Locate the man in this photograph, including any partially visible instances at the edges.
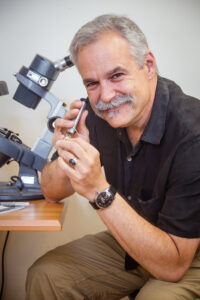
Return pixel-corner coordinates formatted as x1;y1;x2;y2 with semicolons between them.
26;14;200;300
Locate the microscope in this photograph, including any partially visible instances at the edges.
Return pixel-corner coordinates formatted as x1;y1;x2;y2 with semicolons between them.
0;54;74;201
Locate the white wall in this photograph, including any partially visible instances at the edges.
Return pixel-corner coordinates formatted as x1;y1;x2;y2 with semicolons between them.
0;0;199;299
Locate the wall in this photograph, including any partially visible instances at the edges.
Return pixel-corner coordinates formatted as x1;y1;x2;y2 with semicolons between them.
0;0;200;299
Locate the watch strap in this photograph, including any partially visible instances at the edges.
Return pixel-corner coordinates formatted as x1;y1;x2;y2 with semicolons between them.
108;185;117;195
89;201;100;210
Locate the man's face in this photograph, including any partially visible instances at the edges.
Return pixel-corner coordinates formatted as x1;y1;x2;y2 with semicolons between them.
77;31;156;129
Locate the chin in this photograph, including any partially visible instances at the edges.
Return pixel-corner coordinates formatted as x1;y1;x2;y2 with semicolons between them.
105;114;130;128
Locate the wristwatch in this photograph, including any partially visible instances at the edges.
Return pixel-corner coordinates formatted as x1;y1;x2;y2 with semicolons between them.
89;185;116;210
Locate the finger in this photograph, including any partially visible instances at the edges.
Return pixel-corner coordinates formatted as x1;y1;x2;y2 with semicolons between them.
54;111;78;140
57;138;87;161
69;99;83;110
57;146;78;165
65;100;83;122
57;140;95;177
68;137;98;157
57;147;96;192
57;153;87;181
58;139;100;177
55;116;74;128
57;156;77;178
64;108;80;122
52;134;64;147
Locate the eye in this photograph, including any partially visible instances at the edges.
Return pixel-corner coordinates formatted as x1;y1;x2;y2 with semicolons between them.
86;81;98;88
111;73;124;79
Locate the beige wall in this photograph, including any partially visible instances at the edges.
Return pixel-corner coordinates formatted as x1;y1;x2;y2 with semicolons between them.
0;0;200;299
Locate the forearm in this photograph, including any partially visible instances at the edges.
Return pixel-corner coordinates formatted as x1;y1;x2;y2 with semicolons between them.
98;193;187;282
41;159;74;202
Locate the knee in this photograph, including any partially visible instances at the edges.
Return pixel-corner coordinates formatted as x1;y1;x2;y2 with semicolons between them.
26;255;85;300
26;256;64;300
135;282;180;300
136;290;171;300
26;258;52;288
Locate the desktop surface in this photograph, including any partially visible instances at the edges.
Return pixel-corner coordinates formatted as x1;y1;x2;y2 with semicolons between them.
0;200;65;231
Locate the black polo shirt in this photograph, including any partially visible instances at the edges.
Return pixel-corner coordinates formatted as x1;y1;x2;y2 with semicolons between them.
86;76;200;268
52;76;200;269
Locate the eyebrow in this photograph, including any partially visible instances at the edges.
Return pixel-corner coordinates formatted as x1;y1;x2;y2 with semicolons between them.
106;66;127;76
83;66;127;85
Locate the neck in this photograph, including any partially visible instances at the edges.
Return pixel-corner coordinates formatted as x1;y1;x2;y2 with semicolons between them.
126;127;143;148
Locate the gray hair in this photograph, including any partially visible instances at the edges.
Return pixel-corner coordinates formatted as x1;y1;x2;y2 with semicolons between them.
69;14;149;69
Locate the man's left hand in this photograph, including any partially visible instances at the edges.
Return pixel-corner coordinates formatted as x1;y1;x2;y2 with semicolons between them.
55;137;108;201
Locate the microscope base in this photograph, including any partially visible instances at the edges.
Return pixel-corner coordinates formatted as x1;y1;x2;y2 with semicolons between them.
0;182;44;201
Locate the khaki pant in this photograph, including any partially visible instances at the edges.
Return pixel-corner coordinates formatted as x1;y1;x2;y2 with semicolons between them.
26;231;200;300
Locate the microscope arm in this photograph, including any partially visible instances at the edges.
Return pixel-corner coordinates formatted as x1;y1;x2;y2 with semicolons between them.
15;71;67;159
0;135;46;172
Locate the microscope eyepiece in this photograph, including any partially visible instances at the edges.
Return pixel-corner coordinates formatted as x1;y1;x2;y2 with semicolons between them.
54;56;74;71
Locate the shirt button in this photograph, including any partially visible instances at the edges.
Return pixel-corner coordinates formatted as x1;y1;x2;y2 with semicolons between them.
127;157;132;162
127;195;132;201
118;131;122;136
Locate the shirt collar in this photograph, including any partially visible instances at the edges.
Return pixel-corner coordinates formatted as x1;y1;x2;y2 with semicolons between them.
113;76;170;147
141;76;169;145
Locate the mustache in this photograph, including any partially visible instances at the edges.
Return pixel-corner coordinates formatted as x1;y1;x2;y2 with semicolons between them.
95;94;134;112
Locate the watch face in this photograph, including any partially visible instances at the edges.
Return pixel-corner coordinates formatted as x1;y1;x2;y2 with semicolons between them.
96;190;113;208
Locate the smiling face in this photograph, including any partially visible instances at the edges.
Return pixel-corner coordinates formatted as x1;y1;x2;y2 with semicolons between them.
77;31;157;130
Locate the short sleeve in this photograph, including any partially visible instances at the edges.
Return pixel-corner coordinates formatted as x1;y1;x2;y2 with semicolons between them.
158;136;200;238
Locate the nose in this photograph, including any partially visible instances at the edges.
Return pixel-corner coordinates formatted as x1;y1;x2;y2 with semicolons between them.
99;81;115;103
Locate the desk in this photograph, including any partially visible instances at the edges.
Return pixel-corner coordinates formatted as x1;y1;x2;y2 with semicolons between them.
0;200;65;231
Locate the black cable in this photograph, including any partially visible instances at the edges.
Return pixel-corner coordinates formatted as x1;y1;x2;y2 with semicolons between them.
10;176;24;191
0;231;10;300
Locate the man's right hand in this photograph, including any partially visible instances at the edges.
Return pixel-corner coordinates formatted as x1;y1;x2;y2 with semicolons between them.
52;99;89;147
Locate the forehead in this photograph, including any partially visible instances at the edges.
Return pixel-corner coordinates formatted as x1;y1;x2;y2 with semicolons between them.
77;31;134;73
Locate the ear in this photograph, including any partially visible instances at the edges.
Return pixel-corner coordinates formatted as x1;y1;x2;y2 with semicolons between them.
144;51;157;79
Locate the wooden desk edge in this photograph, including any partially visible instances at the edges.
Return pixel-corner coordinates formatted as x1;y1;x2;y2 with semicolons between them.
0;199;67;231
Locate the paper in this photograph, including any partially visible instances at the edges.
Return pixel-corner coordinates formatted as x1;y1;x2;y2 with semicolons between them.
0;205;25;215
